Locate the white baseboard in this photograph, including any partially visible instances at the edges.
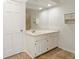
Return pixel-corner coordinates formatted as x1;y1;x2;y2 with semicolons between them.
59;47;75;54
4;49;34;59
22;49;34;58
4;50;24;58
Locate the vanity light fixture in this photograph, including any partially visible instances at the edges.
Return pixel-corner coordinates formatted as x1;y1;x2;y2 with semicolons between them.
48;4;52;6
39;7;42;10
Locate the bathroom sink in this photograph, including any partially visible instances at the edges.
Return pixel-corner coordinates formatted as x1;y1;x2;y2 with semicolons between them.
31;30;36;33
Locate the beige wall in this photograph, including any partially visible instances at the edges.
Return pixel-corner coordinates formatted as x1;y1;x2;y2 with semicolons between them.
59;0;75;53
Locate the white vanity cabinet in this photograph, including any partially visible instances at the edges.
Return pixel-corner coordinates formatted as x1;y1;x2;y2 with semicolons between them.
25;31;58;58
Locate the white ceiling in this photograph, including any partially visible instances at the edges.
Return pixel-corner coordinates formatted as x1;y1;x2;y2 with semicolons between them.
9;0;28;3
26;0;60;10
10;0;60;10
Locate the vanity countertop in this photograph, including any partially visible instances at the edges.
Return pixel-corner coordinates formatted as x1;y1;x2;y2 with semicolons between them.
25;30;59;36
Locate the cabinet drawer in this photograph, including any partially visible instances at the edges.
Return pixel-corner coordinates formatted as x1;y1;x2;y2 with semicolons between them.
35;34;47;41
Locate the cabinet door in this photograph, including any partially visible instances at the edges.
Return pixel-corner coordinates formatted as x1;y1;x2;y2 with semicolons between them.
47;33;58;50
35;39;47;56
48;38;57;50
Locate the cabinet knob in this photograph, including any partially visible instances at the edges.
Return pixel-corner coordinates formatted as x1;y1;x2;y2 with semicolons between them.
35;40;38;42
47;40;48;42
47;48;48;50
35;43;37;45
35;53;36;56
